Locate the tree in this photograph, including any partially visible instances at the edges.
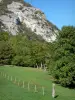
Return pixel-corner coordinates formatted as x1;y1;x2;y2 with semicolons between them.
0;32;14;65
0;32;10;41
51;26;75;87
0;41;14;65
30;41;51;68
9;34;51;68
10;35;32;66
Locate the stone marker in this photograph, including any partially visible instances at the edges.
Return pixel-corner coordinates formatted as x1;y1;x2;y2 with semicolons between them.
52;83;55;98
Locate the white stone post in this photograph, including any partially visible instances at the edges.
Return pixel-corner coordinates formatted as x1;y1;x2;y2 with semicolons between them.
41;62;43;69
11;76;12;81
52;83;55;98
42;87;45;96
28;82;30;91
34;85;37;92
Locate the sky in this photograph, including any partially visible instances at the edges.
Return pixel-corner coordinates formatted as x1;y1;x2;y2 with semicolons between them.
24;0;75;29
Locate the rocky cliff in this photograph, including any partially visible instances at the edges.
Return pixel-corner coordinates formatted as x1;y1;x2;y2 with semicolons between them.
0;0;58;42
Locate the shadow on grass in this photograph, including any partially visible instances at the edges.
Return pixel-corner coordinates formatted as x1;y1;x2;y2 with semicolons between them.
55;95;59;98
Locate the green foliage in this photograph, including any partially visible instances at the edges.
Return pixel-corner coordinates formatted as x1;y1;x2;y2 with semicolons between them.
0;32;14;65
0;32;10;41
0;0;31;15
0;41;13;65
1;26;75;88
46;20;59;31
9;34;51;67
50;26;75;87
35;11;44;15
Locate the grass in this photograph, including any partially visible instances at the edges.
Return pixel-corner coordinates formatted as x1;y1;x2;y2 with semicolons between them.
0;65;75;100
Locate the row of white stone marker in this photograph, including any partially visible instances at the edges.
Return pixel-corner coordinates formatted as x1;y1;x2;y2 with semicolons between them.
0;72;56;98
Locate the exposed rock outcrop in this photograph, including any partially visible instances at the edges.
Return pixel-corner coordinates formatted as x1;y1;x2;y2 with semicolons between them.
0;0;58;42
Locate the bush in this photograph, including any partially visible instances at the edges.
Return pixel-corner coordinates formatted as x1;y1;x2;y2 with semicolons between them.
51;26;75;87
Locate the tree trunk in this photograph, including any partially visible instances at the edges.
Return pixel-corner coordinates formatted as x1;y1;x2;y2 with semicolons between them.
41;62;43;69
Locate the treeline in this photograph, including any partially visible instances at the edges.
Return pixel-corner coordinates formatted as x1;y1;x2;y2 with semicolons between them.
0;26;75;87
0;32;51;68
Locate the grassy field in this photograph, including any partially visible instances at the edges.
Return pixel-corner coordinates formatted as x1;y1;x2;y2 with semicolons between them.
0;65;75;100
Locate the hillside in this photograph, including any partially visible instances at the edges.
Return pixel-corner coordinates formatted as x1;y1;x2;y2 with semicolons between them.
0;0;58;42
0;66;75;100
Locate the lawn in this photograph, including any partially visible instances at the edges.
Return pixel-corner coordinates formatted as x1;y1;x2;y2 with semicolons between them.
0;65;75;100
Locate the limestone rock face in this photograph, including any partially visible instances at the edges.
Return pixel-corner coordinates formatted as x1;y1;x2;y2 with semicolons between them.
0;0;2;2
0;0;58;42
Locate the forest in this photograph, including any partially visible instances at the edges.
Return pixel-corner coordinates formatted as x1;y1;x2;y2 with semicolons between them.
0;26;75;87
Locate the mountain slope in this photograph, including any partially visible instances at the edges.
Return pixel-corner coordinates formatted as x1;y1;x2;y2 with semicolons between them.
0;0;58;42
